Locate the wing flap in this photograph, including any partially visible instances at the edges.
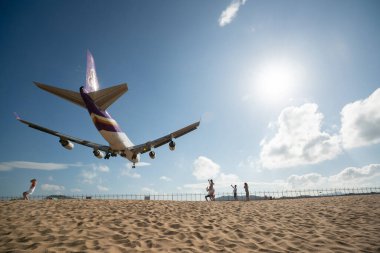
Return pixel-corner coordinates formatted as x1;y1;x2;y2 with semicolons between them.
130;121;200;154
17;117;110;152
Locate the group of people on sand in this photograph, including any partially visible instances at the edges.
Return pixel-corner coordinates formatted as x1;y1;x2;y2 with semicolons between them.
205;179;250;201
23;178;251;202
231;183;250;201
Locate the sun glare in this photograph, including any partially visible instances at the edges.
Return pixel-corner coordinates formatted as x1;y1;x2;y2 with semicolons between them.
253;59;302;104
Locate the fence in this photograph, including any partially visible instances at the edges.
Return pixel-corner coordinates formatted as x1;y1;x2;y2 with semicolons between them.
1;187;379;201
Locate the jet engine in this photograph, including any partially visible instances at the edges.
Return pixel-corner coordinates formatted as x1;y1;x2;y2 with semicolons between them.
59;139;74;150
149;150;156;159
93;149;105;159
169;140;175;151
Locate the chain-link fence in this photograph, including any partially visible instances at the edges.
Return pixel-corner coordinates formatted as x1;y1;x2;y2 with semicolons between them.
1;187;379;201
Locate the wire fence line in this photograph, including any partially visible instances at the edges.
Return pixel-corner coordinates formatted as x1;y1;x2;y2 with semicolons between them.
1;187;379;201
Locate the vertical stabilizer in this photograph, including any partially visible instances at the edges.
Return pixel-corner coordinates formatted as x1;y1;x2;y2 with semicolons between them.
86;50;99;92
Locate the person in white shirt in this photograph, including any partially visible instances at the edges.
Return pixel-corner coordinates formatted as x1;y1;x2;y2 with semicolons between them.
23;179;37;200
205;179;215;201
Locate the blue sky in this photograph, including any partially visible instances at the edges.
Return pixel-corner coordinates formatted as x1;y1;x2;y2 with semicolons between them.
1;0;380;196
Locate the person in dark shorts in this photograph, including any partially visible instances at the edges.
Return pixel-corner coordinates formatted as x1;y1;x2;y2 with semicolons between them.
244;182;249;201
231;184;237;200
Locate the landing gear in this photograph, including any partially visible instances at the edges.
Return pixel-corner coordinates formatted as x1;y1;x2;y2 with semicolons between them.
103;152;116;159
131;154;138;168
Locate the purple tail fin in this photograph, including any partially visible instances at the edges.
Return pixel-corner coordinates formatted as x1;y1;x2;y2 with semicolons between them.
86;50;99;92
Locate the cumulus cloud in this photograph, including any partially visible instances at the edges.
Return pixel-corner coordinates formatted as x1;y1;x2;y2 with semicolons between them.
0;161;70;171
187;156;241;192
286;164;380;189
79;163;112;184
257;89;380;170
95;164;110;172
218;172;240;184
192;156;220;180
218;0;246;27
329;164;380;183
80;170;98;184
41;184;65;192
287;173;326;189
340;88;380;149
260;103;342;169
121;166;141;178
142;187;158;194
127;162;150;169
97;185;109;192
187;164;379;192
160;176;172;181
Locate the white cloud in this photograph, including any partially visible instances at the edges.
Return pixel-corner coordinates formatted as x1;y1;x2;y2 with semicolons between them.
218;173;240;185
183;182;209;193
78;163;111;184
0;161;70;171
329;164;380;183
286;164;380;189
160;176;172;181
80;170;98;184
287;173;326;189
192;156;220;180
218;0;247;27
95;164;109;172
340;88;380;149
97;185;109;192
260;103;342;169
127;162;150;169
142;187;158;194
121;166;141;178
41;184;65;192
70;188;82;193
185;163;380;192
238;156;261;171
188;156;241;192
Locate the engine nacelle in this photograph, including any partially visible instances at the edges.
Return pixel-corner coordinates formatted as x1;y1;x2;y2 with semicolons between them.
149;150;156;159
93;150;105;159
169;140;176;151
59;139;74;150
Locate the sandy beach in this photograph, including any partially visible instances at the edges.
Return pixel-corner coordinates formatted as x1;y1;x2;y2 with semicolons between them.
0;195;379;252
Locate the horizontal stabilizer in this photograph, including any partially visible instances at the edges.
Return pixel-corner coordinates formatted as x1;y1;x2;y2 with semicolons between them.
88;83;128;111
34;82;86;108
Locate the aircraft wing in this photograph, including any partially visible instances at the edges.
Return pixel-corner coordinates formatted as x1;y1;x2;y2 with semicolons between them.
16;116;111;153
129;121;200;154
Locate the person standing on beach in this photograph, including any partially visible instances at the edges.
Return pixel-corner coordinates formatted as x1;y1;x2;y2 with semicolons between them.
244;182;249;201
231;184;238;200
23;179;37;200
205;179;215;201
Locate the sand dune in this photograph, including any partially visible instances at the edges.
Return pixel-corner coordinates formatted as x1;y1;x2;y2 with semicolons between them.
0;195;379;252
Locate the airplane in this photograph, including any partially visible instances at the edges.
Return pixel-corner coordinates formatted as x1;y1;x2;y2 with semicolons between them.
16;51;200;168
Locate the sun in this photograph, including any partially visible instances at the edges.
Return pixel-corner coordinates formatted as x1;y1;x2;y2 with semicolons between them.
253;59;302;104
